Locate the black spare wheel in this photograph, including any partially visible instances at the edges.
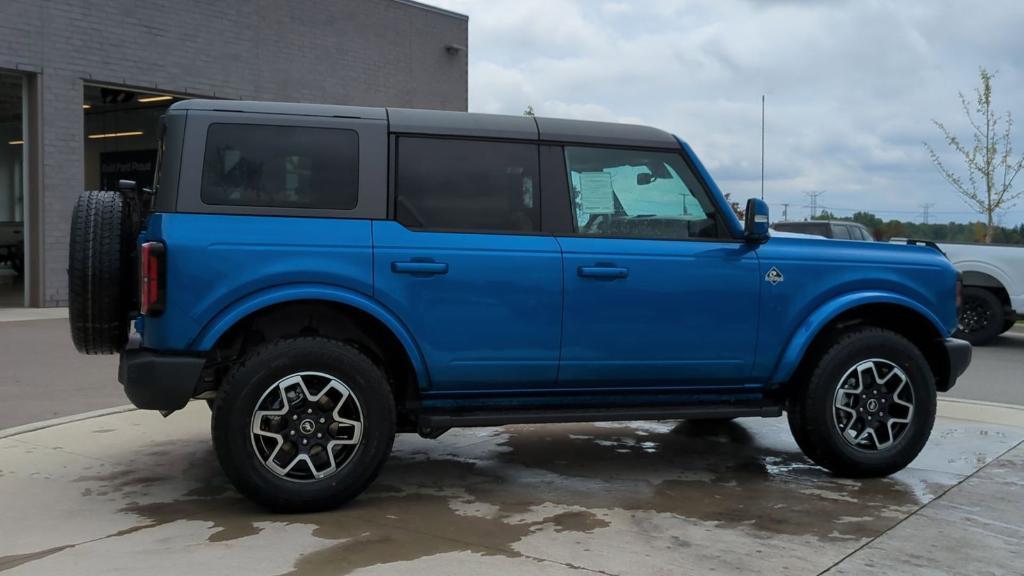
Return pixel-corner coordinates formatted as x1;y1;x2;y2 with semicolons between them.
68;191;137;354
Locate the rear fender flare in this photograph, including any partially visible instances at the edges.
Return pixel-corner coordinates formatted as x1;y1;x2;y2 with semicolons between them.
770;291;946;384
190;283;430;389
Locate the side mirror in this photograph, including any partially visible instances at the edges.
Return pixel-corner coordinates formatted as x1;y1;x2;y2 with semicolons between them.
744;198;770;242
636;172;654;186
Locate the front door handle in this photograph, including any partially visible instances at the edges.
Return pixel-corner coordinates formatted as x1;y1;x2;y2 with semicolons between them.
578;266;629;279
391;261;449;275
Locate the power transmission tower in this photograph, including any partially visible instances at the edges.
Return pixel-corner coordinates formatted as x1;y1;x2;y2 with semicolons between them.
803;191;825;219
781;203;790;221
920;203;935;224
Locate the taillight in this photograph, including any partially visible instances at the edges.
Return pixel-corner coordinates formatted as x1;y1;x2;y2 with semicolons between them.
140;241;165;315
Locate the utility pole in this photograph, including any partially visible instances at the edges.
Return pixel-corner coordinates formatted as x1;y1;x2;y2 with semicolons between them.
920;203;935;224
781;203;790;221
803;191;825;219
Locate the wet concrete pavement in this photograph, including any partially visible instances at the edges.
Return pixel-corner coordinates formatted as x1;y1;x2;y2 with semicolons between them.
1;402;1022;575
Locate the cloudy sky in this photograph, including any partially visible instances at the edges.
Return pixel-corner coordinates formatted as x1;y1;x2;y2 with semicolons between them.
430;0;1024;227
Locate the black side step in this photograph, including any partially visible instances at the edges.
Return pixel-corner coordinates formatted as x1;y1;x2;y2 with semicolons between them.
418;403;782;436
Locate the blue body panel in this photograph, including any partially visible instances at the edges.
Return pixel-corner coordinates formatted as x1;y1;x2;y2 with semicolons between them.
141;213;375;352
372;221;562;392
557;236;759;387
139;140;960;407
752;237;958;384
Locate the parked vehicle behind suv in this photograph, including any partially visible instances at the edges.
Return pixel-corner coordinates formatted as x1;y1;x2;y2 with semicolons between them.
772;220;875;241
68;100;971;512
941;242;1023;345
888;240;1022;346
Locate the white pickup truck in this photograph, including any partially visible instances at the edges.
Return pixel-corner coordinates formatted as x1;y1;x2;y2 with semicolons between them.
937;242;1023;345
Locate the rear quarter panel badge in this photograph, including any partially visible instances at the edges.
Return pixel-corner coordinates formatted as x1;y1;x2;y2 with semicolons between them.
765;266;784;286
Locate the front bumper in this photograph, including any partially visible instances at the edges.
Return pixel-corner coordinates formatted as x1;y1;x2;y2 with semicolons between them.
937;337;972;392
118;335;205;411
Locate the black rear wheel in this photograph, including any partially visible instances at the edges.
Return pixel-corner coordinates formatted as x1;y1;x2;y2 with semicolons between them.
68;191;137;354
787;327;936;478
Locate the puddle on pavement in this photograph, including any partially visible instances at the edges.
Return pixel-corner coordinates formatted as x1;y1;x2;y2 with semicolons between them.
48;418;981;575
489;420;952;540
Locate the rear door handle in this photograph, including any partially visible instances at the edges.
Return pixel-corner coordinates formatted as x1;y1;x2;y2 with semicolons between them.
577;266;629;279
391;261;449;275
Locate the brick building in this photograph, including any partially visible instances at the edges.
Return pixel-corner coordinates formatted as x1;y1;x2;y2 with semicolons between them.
0;0;468;307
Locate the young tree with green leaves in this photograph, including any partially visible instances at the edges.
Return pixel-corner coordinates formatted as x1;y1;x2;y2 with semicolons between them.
924;67;1024;243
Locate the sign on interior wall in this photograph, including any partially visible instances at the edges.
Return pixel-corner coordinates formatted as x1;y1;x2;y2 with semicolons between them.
99;149;157;190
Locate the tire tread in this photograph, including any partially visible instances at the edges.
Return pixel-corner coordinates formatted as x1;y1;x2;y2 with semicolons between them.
787;326;936;478
212;336;395;513
68;191;133;354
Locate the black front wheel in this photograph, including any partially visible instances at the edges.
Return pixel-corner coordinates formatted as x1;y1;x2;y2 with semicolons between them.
955;287;1005;346
212;337;395;513
998;318;1017;336
787;327;936;478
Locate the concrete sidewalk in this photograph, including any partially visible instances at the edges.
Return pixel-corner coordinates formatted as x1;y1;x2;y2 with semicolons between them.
0;400;1021;575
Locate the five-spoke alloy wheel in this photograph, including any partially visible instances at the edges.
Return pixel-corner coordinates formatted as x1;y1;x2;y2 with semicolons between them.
212;337;395;513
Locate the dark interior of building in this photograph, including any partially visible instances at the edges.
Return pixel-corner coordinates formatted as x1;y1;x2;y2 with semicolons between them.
0;72;24;307
0;81;179;308
82;85;177;194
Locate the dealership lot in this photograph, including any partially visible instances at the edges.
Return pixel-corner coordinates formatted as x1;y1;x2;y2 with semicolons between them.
0;316;1022;574
1;401;1022;575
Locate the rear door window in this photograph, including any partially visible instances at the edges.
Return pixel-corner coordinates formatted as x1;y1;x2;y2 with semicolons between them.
395;137;540;233
201;124;358;209
832;224;851;239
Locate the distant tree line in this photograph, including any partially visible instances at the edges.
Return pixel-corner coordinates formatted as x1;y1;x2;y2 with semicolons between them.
809;211;1024;244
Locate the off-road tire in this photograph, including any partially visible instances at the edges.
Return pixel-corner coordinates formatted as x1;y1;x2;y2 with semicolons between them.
212;337;396;513
998;318;1016;336
955;287;1005;346
68;191;135;354
787;327;936;478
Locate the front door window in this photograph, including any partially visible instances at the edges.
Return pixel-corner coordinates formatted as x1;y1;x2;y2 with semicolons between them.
565;146;723;240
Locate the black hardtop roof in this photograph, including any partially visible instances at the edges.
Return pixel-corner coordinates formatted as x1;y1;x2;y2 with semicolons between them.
170;99;679;149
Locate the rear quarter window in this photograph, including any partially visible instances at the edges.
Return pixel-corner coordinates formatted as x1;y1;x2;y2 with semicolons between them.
201;124;358;209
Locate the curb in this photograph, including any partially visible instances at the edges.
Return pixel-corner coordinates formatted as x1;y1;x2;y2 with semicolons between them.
0;307;70;323
937;397;1024;428
0;405;137;440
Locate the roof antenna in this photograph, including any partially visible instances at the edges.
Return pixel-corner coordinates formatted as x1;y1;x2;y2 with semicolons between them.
760;94;765;201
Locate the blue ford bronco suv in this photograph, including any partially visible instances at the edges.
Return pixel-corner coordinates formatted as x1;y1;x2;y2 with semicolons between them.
68;100;971;512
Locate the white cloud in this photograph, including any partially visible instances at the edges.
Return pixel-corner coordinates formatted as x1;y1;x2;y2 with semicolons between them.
431;0;1024;225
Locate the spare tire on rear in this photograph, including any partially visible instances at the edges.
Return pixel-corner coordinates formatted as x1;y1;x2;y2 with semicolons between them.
68;191;137;354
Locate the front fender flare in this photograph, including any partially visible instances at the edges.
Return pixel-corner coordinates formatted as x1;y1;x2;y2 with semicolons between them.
955;260;1014;292
190;283;430;389
770;291;946;384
